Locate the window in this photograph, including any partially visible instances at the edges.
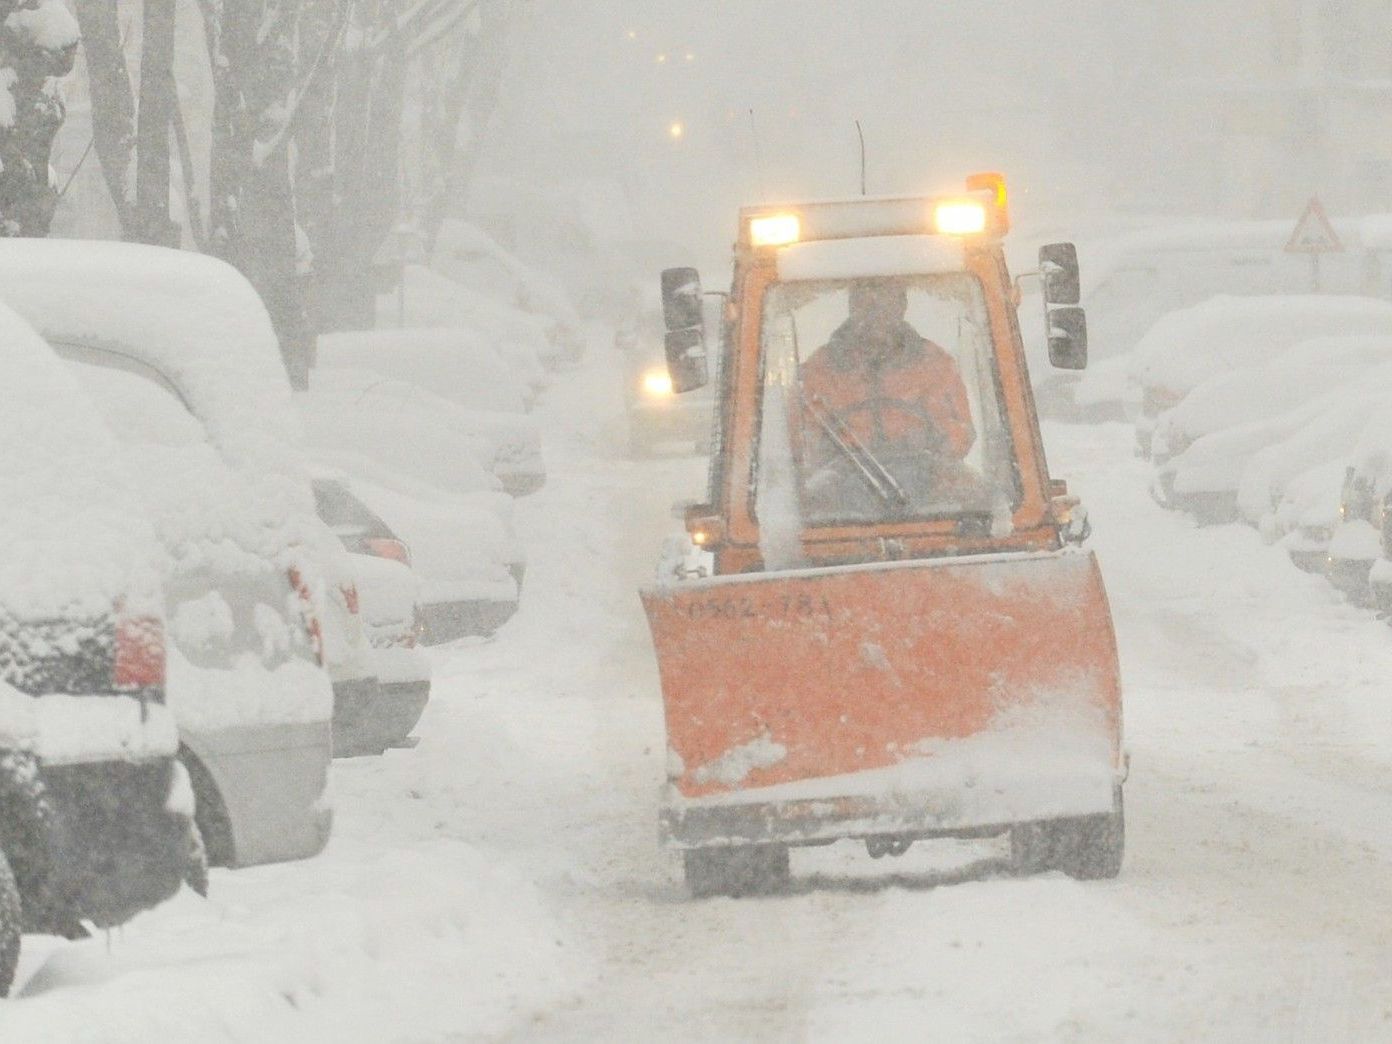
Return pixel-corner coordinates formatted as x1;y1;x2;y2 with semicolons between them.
753;274;1019;534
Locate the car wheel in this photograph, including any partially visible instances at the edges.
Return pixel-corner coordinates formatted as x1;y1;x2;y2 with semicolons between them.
184;821;209;898
683;844;790;898
1010;786;1124;880
0;848;21;997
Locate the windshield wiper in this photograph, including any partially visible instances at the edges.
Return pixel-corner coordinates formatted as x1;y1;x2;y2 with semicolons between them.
805;394;910;511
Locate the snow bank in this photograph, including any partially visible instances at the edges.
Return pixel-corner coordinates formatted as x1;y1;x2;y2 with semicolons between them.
1;842;582;1042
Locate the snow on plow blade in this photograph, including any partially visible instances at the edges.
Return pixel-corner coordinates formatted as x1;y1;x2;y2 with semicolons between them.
641;550;1122;847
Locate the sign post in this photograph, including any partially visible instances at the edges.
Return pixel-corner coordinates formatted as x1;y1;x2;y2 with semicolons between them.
374;222;428;327
1285;197;1344;292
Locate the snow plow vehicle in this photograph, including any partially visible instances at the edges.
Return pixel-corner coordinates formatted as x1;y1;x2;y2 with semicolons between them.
641;176;1126;897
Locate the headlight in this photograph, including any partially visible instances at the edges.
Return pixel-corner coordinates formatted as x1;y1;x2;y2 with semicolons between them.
642;368;674;398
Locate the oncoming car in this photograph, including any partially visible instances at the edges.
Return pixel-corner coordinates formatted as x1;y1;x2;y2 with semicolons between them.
618;306;715;456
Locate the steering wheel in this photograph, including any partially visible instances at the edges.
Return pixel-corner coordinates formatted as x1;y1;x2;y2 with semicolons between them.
823;396;949;456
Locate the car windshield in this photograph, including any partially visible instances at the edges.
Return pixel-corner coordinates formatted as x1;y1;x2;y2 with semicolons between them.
753;273;1019;533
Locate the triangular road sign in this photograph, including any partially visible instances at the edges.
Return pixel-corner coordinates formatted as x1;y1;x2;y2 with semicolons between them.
1285;197;1344;254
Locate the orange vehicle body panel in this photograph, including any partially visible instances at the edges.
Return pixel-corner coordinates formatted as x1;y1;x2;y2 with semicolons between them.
642;550;1121;802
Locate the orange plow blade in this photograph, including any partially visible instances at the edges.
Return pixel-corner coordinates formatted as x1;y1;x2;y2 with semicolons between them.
641;550;1122;847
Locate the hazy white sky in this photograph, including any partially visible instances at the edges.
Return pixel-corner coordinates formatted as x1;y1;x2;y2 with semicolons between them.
477;1;1390;269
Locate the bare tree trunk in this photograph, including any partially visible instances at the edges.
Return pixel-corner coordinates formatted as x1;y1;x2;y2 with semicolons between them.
207;0;312;387
71;0;135;233
315;0;408;331
133;0;178;245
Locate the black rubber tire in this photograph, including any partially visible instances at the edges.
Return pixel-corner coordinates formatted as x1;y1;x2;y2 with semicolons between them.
184;821;209;898
0;848;21;997
683;845;790;898
1011;786;1124;880
179;748;234;868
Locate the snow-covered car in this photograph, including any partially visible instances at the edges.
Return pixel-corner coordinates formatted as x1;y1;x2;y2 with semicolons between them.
0;239;335;870
304;447;523;643
1328;410;1392;605
1273;461;1348;574
1128;295;1392;457
377;263;552;395
313;476;431;754
1149;335;1392;469
300;365;545;497
1155;359;1392;526
1031;219;1370;421
349;474;521;643
0;299;195;994
431;218;586;365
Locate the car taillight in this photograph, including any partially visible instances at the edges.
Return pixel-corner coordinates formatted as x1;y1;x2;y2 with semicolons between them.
287;566;324;665
114;610;166;690
365;537;411;566
341;582;360;616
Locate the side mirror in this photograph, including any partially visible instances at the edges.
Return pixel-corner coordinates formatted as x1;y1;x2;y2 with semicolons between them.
1039;242;1080;305
1047;306;1088;370
664;326;709;392
660;267;704;331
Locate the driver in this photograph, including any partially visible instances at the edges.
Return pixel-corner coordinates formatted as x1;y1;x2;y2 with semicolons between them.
799;279;975;475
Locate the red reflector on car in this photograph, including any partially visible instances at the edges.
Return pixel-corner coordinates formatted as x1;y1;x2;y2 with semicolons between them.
114;613;166;690
288;566;325;665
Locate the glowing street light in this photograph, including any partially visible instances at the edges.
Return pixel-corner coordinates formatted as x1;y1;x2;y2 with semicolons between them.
668;121;685;141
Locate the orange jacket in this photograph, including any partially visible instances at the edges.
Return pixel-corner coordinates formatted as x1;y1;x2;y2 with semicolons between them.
799;320;975;465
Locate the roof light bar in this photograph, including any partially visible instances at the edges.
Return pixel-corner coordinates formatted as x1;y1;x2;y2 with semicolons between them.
740;174;1009;248
748;213;801;248
933;200;988;236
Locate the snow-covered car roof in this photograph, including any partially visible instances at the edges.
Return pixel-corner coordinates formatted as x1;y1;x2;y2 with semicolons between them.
433;219;583;328
317;328;529;414
0;238;304;489
0;298;162;620
298;369;505;495
1128;294;1392;397
381;264;553;384
1156;335;1392;448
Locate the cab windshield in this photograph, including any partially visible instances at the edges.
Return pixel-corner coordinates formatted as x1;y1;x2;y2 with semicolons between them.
753;273;1019;539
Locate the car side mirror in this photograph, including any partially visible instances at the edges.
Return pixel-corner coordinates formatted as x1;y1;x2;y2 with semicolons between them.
660;267;704;331
1047;305;1088;370
664;326;709;392
1039;243;1080;305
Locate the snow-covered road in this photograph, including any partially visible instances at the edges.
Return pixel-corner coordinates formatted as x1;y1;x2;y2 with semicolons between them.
4;342;1392;1041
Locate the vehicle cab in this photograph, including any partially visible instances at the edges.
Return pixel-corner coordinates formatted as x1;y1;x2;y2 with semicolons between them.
665;175;1090;573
